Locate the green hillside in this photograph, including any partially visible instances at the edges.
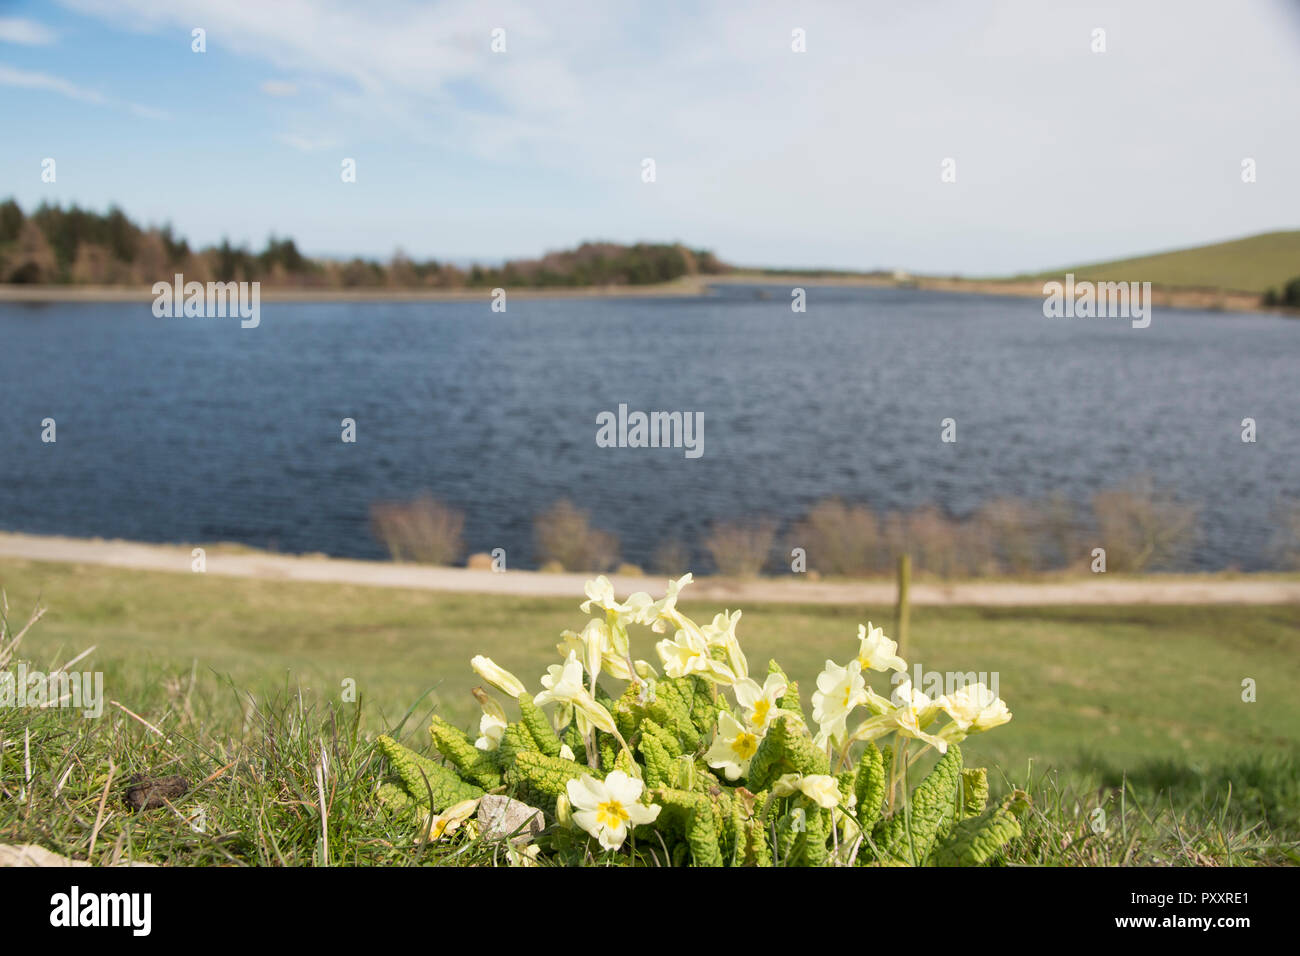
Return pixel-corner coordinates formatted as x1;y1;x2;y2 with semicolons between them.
1016;230;1300;295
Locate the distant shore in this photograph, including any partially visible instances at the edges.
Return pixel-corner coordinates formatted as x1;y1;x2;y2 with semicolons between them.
0;273;1288;315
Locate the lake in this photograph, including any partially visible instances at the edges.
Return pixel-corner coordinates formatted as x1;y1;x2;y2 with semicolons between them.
1;284;1296;571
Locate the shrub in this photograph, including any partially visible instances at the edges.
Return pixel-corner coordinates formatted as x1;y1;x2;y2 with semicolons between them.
704;519;776;577
1091;476;1199;572
901;506;973;578
374;574;1020;866
1268;500;1300;570
1284;277;1300;307
369;495;465;565
651;538;692;577
789;499;885;576
533;500;619;572
969;497;1045;576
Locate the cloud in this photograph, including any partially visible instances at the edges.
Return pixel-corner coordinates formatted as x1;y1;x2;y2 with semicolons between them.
0;63;167;118
260;80;297;97
0;17;56;45
0;64;107;103
277;133;337;152
45;0;1300;271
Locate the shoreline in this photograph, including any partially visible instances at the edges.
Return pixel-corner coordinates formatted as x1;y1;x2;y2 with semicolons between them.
0;274;1289;315
1;531;1297;605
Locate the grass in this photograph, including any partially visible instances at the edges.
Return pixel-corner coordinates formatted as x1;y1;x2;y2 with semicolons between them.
1;557;1297;865
1013;230;1300;295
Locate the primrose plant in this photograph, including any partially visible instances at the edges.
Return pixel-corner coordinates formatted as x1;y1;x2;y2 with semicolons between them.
375;574;1026;866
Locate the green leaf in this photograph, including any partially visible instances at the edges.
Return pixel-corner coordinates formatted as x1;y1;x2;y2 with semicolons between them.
429;715;502;790
517;694;564;758
498;720;540;765
959;767;989;818
742;816;772;867
597;733;619;774
853;742;887;832
746;715;829;791
689;676;723;737
931;802;1022;866
637;721;676;789
505;751;597;814
873;744;962;865
375;735;483;811
561;721;588;765
376;781;415;810
651;787;727;867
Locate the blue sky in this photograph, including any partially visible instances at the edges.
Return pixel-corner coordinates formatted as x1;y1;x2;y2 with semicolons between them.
2;0;1298;273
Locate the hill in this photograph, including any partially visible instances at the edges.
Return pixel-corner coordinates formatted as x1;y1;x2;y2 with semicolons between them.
1014;230;1300;295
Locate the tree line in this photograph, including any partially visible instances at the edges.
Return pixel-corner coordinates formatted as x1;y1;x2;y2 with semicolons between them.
0;198;728;289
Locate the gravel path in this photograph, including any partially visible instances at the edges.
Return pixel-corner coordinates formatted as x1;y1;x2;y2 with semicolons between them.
2;532;1297;606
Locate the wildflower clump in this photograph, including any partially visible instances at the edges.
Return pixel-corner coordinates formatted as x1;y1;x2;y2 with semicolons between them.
374;574;1026;866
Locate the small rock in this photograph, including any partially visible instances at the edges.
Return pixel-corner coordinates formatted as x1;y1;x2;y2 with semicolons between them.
476;795;544;845
466;552;494;570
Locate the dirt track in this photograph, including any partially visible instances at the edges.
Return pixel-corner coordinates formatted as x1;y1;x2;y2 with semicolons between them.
1;532;1296;606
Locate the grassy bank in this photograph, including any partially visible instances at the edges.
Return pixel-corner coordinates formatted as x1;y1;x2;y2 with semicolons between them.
1;558;1296;865
1014;230;1300;296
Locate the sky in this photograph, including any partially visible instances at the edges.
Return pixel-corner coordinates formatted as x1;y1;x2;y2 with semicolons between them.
1;0;1298;274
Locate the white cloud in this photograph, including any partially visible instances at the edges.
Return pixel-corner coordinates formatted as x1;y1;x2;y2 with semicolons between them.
0;63;167;119
0;63;107;103
47;0;1300;271
277;132;337;152
260;80;297;97
0;18;57;46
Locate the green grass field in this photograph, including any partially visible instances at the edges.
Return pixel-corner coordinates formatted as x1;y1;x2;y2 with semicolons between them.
2;558;1297;865
1014;230;1300;294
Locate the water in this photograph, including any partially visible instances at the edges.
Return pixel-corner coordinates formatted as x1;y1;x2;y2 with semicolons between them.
1;285;1296;570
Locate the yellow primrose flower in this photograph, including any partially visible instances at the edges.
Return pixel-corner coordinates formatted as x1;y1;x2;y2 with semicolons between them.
426;798;480;840
857;622;906;673
473;707;501;749
655;628;736;685
534;651;619;735
772;773;841;809
733;673;787;732
535;652;586;706
702;609;748;681
558;621;656;684
470;655;527;699
647;573;697;634
576;618;607;681
579;575;619;613
973;695;1012;731
938;683;1012;742
887;678;949;753
473;694;508;751
580;576;654;623
811;658;869;747
566;771;661;851
705;711;761;781
578;576;657;667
